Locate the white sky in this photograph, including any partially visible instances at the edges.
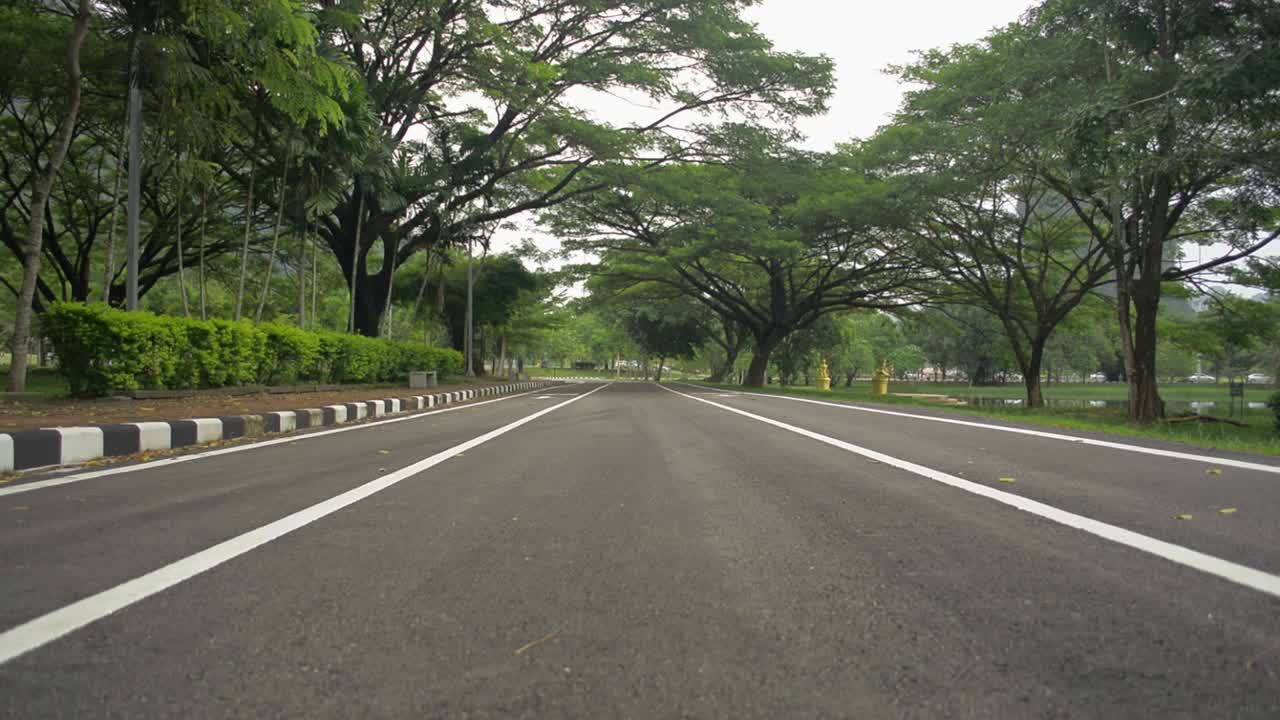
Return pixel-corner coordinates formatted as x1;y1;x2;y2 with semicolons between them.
497;0;1037;259
742;0;1034;149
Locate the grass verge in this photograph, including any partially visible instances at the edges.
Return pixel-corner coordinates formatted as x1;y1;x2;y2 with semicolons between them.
693;381;1280;458
0;367;69;397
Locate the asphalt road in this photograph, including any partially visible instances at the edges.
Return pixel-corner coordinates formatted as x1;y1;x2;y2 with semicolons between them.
2;382;1279;718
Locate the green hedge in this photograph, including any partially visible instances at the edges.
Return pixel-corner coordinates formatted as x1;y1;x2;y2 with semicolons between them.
41;303;463;396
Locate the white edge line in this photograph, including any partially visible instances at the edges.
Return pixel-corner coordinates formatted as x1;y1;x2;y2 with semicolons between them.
659;384;1280;600
685;384;1280;475
0;384;556;498
0;382;611;666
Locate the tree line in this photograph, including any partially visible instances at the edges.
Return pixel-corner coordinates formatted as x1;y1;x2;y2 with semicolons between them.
5;0;1279;427
557;0;1280;424
3;0;832;389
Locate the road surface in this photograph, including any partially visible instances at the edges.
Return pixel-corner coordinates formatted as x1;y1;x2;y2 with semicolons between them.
2;382;1278;718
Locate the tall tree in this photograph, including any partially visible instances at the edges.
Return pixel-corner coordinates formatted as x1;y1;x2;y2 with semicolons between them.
307;0;833;336
7;0;92;392
554;150;926;387
1016;0;1280;422
620;304;708;383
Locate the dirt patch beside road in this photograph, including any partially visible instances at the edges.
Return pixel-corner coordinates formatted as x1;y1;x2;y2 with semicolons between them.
0;381;501;431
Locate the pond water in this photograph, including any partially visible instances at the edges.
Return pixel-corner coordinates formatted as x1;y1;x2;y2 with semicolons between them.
960;396;1271;417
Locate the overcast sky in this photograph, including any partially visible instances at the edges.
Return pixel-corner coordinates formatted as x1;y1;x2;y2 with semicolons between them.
743;0;1034;149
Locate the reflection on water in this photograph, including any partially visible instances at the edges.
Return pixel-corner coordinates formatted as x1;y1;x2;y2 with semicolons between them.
959;396;1270;416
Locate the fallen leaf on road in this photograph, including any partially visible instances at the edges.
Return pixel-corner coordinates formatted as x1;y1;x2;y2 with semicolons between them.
378;449;390;454
378;467;386;473
1218;507;1238;515
1206;469;1223;476
513;631;559;656
998;477;1016;484
1175;514;1193;520
455;453;465;458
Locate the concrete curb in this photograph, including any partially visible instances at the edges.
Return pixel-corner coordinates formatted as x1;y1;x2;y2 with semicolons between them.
0;382;552;472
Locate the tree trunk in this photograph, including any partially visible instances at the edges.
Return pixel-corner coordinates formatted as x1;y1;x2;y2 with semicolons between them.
744;345;775;388
310;171;322;330
101;121;126;303
297;169;307;329
1021;341;1046;409
655;355;665;383
464;236;475;376
498;333;507;377
125;27;142;311
297;222;307;328
175;186;189;317
1128;291;1164;423
198;185;208;319
255;154;292;323
707;336;744;383
234;166;256;320
348;191;365;333
411;248;432;329
310;235;318;330
7;0;91;392
380;232;399;339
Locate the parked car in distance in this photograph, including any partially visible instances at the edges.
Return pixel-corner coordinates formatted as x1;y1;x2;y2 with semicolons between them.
1088;372;1107;382
1187;373;1217;384
1247;373;1273;384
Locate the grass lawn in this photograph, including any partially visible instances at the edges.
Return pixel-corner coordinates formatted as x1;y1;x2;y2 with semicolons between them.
0;367;69;397
694;381;1280;457
884;380;1272;403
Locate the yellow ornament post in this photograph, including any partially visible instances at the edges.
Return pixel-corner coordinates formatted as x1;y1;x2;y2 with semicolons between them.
817;358;832;391
872;362;891;396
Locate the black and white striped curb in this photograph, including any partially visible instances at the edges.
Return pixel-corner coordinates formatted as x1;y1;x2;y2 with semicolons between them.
0;382;553;472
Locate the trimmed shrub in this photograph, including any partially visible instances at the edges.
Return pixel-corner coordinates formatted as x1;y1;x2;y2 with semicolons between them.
259;324;321;385
40;303;463;396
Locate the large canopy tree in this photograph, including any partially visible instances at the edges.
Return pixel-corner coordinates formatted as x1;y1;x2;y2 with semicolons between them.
297;0;833;336
0;0;355;314
552;149;928;386
866;97;1115;406
957;0;1280;422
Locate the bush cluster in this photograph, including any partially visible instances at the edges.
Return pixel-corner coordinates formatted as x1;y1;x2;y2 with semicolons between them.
41;303;463;396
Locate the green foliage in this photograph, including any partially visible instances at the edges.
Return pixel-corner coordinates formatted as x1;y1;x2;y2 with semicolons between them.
1268;391;1280;435
887;344;928;378
621;304;708;363
40;302;461;395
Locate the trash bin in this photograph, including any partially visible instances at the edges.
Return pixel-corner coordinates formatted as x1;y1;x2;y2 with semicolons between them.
409;371;438;389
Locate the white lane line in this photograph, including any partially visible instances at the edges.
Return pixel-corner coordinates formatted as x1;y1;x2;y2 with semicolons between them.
659;384;1280;600
0;382;611;666
0;387;553;499
686;385;1280;475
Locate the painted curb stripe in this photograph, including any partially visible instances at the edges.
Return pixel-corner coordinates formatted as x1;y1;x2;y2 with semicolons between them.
0;383;550;473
